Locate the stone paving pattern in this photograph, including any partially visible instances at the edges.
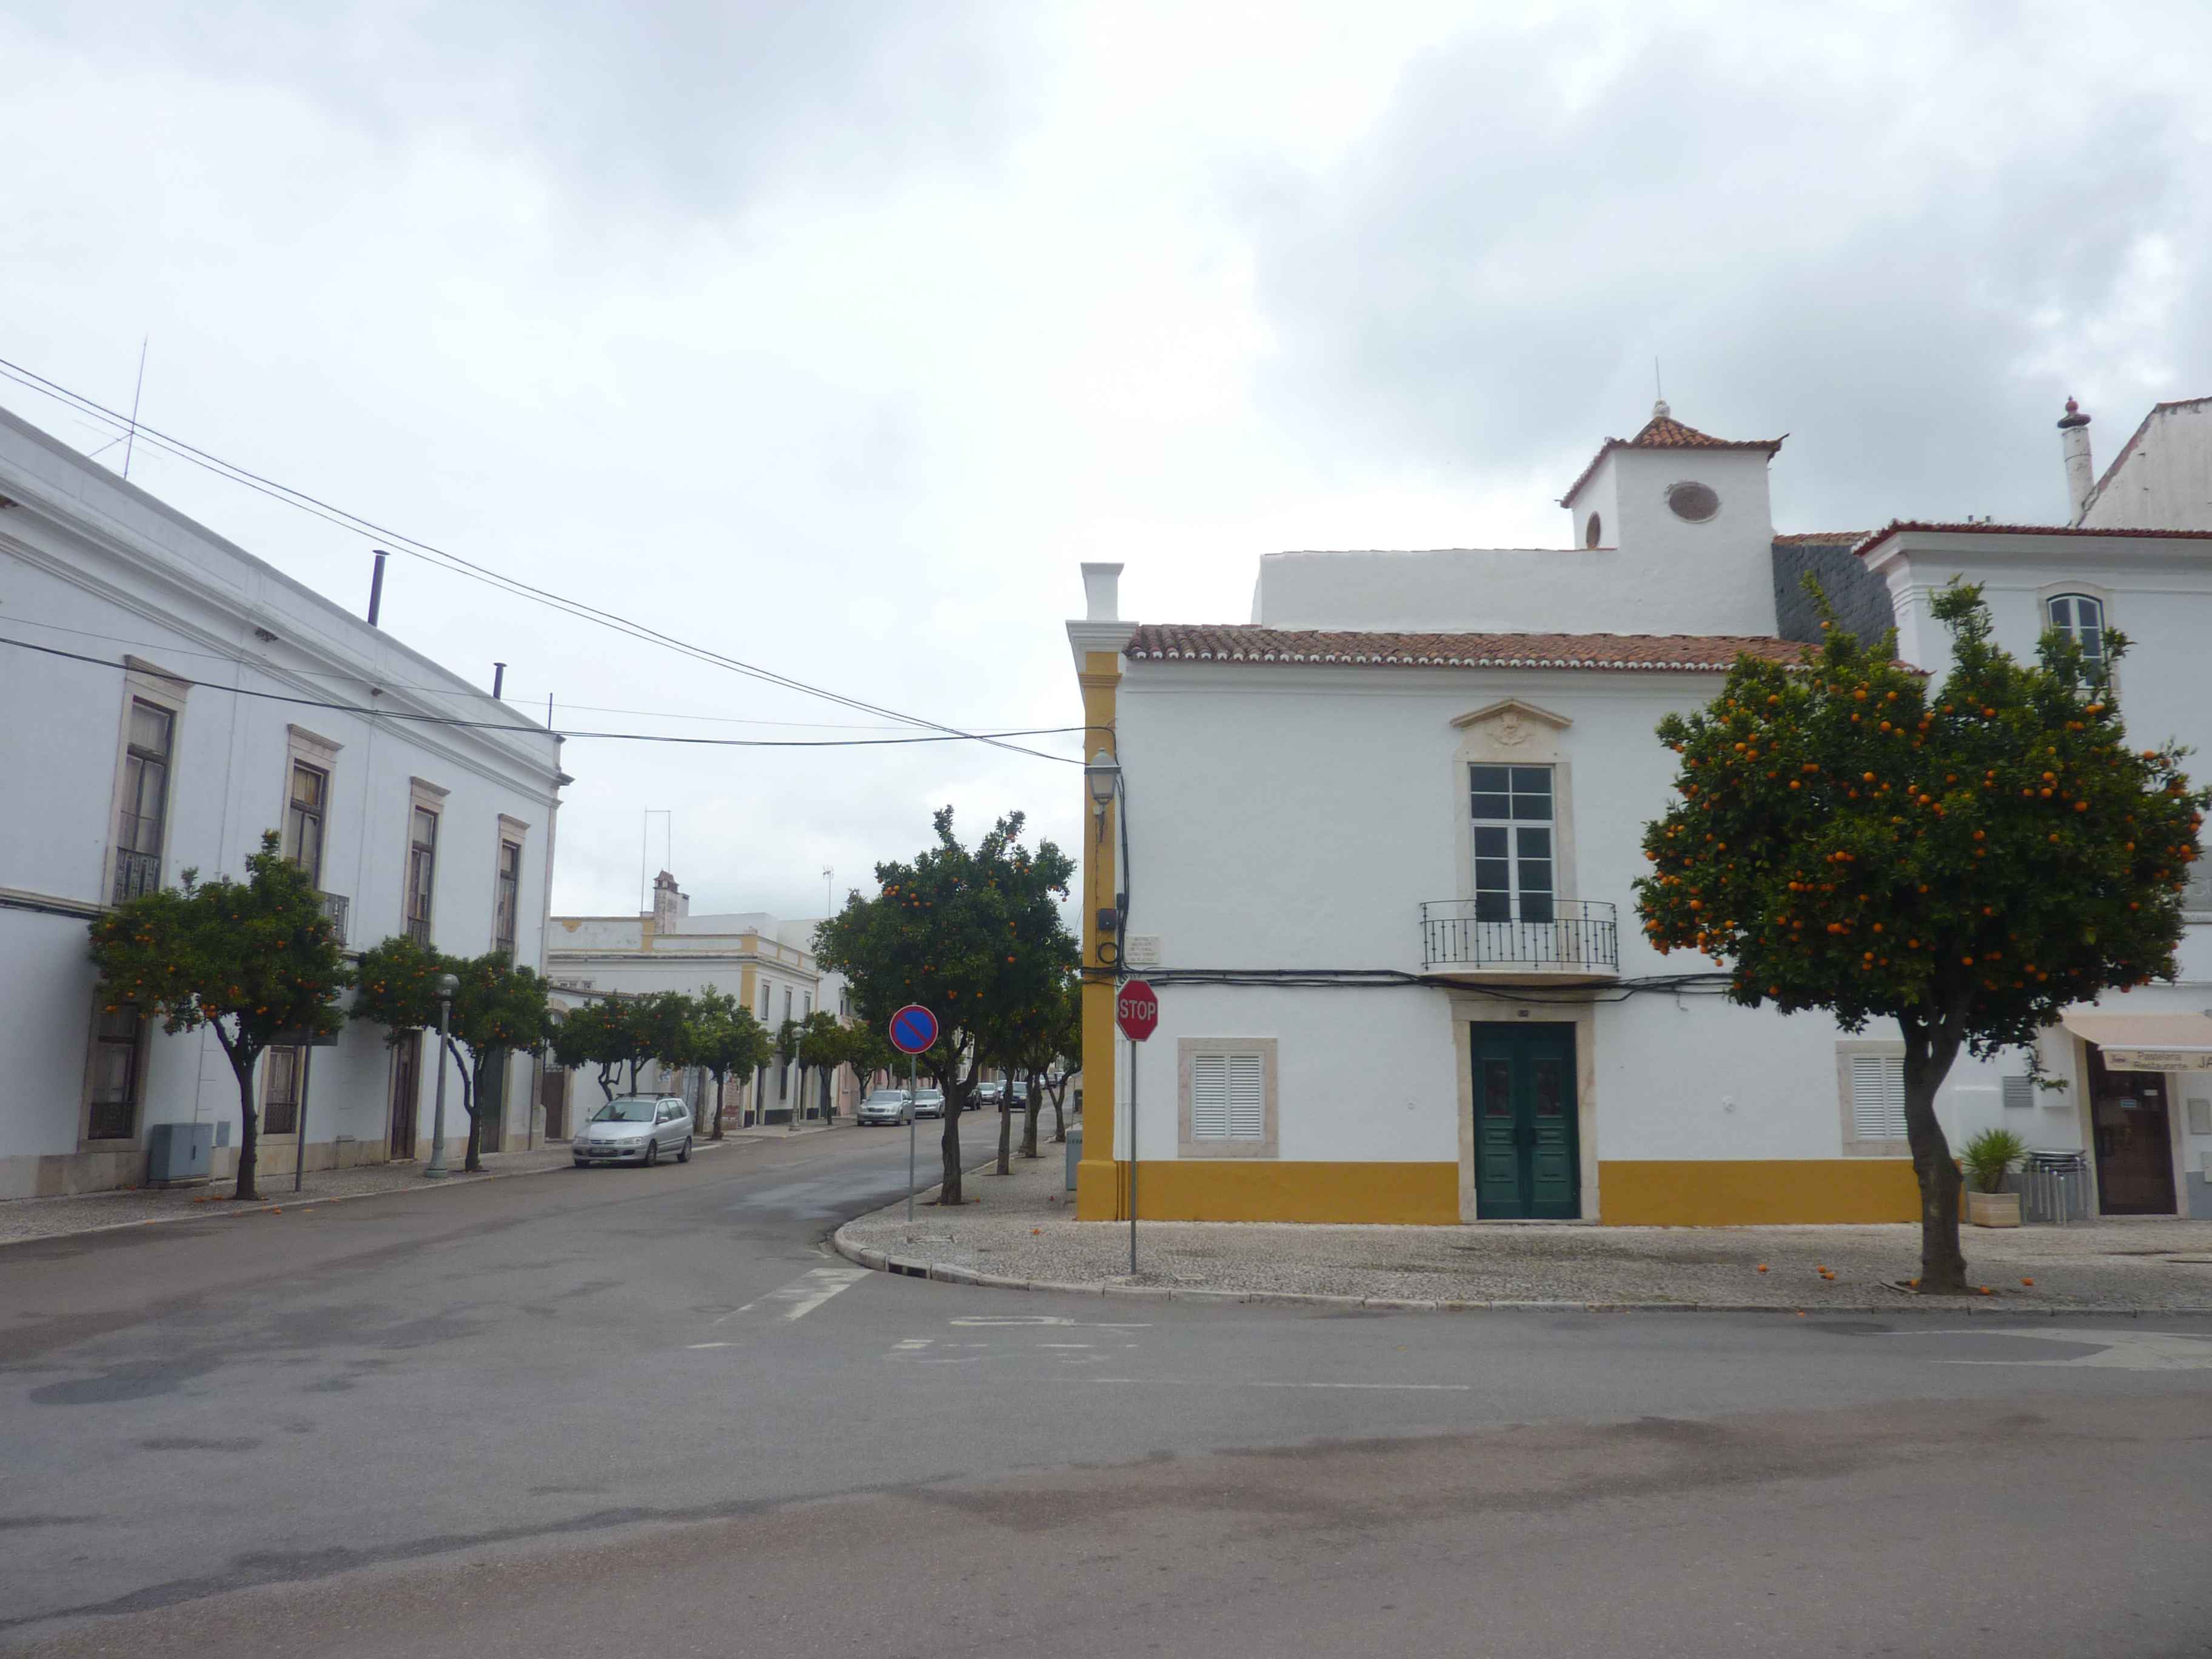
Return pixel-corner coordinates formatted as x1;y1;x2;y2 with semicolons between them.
840;1132;2212;1310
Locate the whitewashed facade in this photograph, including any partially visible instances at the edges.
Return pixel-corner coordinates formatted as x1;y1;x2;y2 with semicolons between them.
545;873;851;1130
1068;400;2212;1227
0;404;565;1198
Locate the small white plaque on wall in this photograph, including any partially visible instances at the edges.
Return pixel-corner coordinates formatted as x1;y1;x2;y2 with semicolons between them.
1122;934;1162;967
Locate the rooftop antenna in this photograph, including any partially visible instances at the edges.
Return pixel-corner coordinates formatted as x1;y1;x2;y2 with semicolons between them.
122;337;148;480
823;865;834;917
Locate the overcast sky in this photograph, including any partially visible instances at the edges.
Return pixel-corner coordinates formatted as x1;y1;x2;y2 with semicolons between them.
5;0;2207;920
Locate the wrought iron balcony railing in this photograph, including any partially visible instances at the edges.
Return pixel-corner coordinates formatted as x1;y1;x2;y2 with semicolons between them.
317;891;350;945
112;847;161;905
405;914;431;945
1419;898;1619;974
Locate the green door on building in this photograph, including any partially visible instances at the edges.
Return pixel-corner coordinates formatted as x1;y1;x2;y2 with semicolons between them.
1470;1023;1580;1219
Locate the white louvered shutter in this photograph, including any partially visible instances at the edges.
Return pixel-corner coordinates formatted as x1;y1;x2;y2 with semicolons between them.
1227;1054;1264;1140
2001;1074;2035;1111
1849;1054;1908;1140
1191;1053;1265;1141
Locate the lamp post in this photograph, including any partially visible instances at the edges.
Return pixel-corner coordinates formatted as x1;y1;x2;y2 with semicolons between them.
424;971;460;1179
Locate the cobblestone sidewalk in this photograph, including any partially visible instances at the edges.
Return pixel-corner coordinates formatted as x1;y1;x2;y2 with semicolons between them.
837;1142;2212;1312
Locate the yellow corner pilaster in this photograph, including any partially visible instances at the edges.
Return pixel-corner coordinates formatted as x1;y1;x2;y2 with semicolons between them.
1076;649;1123;1220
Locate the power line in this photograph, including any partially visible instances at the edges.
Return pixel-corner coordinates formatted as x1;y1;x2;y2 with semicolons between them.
0;634;1087;756
0;614;1051;731
0;355;1070;763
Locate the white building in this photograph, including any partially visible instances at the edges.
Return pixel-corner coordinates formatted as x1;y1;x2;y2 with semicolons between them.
1066;400;2212;1227
0;404;565;1198
545;871;856;1129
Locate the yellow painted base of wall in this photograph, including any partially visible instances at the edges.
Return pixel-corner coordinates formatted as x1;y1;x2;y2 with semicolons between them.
1075;1156;1922;1227
1076;1158;1460;1225
1598;1159;1919;1226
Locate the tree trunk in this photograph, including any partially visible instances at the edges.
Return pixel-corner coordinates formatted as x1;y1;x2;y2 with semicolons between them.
596;1064;615;1103
224;1036;262;1202
709;1068;726;1139
452;1042;483;1173
994;1077;1013;1175
937;1087;964;1205
1048;1082;1067;1144
628;1056;642;1093
1021;1072;1041;1159
1901;1014;1968;1293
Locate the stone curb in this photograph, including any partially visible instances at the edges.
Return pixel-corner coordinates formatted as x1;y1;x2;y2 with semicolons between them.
0;1137;749;1251
827;1222;2212;1319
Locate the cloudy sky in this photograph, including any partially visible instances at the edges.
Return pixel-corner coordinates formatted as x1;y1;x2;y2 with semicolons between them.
5;0;2207;919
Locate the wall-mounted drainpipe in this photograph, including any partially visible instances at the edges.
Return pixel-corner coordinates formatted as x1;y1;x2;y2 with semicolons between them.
367;549;388;626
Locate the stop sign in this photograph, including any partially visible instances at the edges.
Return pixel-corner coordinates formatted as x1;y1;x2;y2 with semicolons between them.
1116;978;1159;1043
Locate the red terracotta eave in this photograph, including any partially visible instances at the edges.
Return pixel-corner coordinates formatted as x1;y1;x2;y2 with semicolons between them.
1559;435;1788;509
1853;520;2212;558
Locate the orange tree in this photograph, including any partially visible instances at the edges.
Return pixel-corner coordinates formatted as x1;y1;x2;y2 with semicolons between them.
1635;585;2205;1292
87;830;349;1201
814;806;1076;1205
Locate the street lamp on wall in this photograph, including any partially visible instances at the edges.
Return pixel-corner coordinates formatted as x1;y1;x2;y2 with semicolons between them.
1085;751;1124;965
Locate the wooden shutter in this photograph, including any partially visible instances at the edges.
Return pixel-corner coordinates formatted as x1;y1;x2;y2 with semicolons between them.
1849;1054;1908;1140
1192;1052;1264;1141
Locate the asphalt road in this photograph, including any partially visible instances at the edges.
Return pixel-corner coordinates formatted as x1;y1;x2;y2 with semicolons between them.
5;1128;2212;1657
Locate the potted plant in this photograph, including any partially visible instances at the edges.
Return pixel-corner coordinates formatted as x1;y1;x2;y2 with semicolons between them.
1961;1127;2026;1227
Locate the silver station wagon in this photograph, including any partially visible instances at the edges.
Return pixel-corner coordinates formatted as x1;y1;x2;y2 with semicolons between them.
572;1095;694;1167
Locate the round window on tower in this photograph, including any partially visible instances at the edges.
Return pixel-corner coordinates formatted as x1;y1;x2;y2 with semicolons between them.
1584;512;1602;548
1666;481;1721;523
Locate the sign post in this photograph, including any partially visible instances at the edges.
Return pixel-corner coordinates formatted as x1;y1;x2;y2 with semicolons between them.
890;1004;940;1222
1115;978;1159;1276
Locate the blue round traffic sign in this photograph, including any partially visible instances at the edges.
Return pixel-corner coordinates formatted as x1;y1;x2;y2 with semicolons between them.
889;1004;939;1055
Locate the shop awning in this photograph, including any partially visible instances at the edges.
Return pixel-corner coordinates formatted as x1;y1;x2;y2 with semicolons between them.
2062;1011;2212;1072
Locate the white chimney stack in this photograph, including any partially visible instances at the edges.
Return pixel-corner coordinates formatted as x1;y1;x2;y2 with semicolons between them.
1081;561;1123;623
2059;397;2094;523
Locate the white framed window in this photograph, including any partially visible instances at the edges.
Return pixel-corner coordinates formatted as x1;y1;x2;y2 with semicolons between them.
1469;765;1554;923
261;1045;305;1138
494;839;522;955
1835;1041;1909;1155
113;699;175;903
285;761;329;888
85;1000;149;1143
1178;1037;1278;1158
2045;593;2106;669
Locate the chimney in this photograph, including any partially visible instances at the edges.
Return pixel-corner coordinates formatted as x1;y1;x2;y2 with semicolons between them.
367;549;388;626
1080;561;1124;622
2059;398;2094;523
491;661;506;699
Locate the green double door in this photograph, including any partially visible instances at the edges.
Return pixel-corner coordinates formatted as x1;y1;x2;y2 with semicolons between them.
1471;1023;1580;1219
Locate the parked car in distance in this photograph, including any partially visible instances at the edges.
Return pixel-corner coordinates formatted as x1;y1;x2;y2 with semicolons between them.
574;1096;692;1167
859;1089;913;1126
911;1090;946;1119
973;1082;1002;1111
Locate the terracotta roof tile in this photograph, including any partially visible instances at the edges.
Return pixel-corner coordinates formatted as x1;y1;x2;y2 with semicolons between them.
1772;531;1868;546
1559;408;1786;507
1125;624;1812;672
1852;520;2212;557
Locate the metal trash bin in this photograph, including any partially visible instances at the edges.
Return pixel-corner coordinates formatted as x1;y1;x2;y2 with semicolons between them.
1065;1127;1082;1193
2020;1150;2091;1224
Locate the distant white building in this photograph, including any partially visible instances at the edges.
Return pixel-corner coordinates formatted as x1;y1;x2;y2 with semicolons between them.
545;872;861;1129
0;403;566;1199
1068;398;2212;1229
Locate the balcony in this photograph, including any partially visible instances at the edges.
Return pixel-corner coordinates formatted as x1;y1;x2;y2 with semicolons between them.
112;848;161;904
1419;898;1619;982
317;891;350;945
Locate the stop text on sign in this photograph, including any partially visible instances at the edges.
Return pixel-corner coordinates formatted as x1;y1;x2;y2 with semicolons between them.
1116;978;1159;1043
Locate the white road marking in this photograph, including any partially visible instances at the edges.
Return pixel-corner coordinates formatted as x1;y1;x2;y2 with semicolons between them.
716;1267;870;1325
1891;1327;2212;1372
948;1316;1151;1330
1089;1378;1472;1391
892;1339;933;1352
1037;1342;1093;1349
686;1342;734;1350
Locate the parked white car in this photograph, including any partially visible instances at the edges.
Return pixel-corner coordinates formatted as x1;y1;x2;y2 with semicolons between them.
573;1096;693;1167
859;1089;913;1125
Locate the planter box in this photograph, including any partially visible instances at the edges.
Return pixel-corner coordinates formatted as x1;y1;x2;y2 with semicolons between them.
1967;1190;2022;1228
